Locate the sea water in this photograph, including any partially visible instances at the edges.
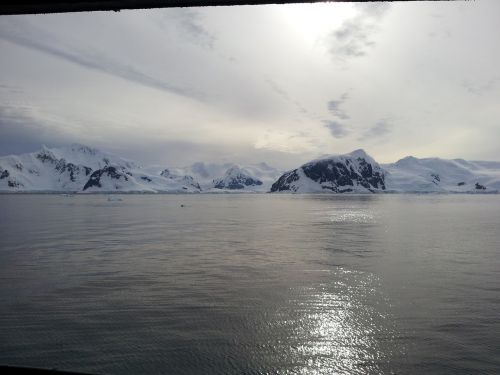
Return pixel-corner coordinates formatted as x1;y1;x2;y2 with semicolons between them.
0;194;499;374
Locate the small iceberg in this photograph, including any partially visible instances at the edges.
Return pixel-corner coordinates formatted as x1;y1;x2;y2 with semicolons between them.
107;196;123;202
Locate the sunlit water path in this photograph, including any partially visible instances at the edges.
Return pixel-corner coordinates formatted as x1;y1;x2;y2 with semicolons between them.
0;194;499;374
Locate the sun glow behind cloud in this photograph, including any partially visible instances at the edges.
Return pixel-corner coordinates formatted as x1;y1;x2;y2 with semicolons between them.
1;1;500;167
278;2;356;45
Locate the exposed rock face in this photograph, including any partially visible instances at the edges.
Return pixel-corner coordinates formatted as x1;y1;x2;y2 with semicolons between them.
7;180;23;188
83;166;128;190
160;169;201;190
271;150;385;193
213;166;263;190
0;170;9;179
1;144;499;193
0;145;207;192
159;169;174;178
180;175;201;190
36;148;58;164
270;170;301;192
55;159;92;182
169;162;279;191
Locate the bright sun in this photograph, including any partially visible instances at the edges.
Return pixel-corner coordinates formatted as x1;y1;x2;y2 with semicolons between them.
278;2;357;43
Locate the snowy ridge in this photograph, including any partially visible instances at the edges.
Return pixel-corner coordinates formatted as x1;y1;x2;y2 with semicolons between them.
1;145;499;193
383;156;500;193
270;150;500;194
157;161;281;192
0;144;201;193
213;165;264;191
271;149;386;193
0;144;281;193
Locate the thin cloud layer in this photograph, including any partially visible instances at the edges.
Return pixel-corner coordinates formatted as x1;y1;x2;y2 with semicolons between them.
358;119;393;141
327;93;350;120
0;19;206;100
329;3;391;60
461;76;500;96
155;8;216;49
1;1;500;166
324;120;349;139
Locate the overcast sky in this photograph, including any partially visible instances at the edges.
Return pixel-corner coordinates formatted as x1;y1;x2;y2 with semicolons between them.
1;0;500;168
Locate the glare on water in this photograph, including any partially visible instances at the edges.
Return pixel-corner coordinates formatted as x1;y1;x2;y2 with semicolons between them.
0;194;499;375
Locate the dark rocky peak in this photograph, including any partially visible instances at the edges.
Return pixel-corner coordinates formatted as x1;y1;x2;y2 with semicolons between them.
181;175;201;190
213;166;263;189
55;159;92;182
161;169;201;189
36;146;58;164
270;170;301;192
83;166;129;190
160;168;175;178
69;143;99;156
271;150;385;193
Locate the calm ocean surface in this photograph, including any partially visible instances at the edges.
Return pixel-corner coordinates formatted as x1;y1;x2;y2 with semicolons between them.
0;194;499;374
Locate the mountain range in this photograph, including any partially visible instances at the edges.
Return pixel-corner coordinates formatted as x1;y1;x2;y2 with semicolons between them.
1;144;499;193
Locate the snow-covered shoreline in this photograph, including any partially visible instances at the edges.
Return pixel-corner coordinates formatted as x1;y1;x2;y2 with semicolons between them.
1;144;499;194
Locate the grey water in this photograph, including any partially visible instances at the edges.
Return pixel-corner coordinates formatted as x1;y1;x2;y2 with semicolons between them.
0;194;499;375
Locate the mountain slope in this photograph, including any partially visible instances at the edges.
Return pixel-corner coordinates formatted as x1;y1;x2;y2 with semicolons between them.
383;157;500;193
0;144;201;193
271;150;386;193
162;161;281;192
1;145;499;193
270;150;500;194
0;144;281;193
213;165;263;190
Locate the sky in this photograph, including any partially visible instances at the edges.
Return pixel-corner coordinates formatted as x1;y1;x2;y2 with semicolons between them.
1;0;500;169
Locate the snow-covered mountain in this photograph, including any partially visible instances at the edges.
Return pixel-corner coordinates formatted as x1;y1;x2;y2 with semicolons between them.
0;144;200;193
213;165;264;190
271;149;500;194
0;144;281;193
155;161;281;192
383;156;500;193
271;149;386;193
1;145;499;193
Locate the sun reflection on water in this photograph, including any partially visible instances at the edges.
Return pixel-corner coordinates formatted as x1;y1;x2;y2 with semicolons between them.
327;209;376;224
279;269;398;374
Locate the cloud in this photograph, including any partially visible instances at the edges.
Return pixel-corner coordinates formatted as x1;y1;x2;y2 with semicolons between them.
0;83;23;95
254;129;324;154
0;104;72;155
156;8;216;49
428;28;451;39
264;77;309;114
358;119;392;141
327;92;350;120
461;77;500;96
0;20;205;101
328;3;391;60
324;93;350;138
323;120;348;139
